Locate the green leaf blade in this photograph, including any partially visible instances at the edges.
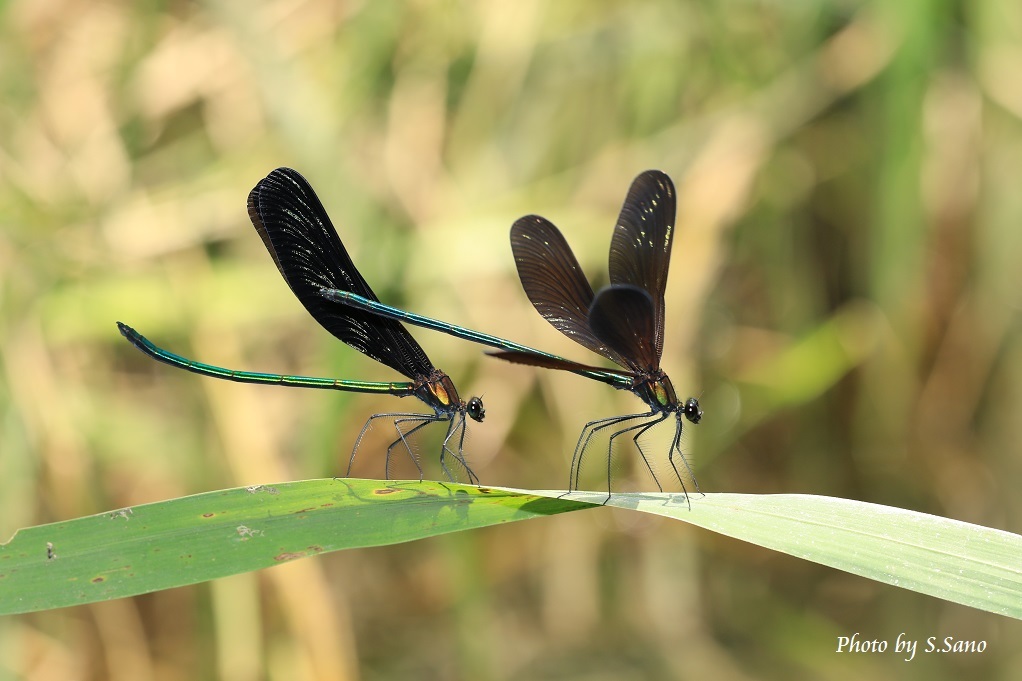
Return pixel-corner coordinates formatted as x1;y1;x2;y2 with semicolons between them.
5;483;1020;620
0;480;589;615
540;491;1022;620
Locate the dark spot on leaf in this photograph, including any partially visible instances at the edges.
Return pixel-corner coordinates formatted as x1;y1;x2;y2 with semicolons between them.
307;545;323;553
92;576;105;583
274;551;306;562
202;513;215;518
294;507;316;514
320;503;334;507
477;488;492;493
374;489;397;495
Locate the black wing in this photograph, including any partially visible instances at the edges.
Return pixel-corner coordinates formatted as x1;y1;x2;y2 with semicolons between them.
248;168;435;380
510;215;627;367
588;285;659;372
607;170;676;366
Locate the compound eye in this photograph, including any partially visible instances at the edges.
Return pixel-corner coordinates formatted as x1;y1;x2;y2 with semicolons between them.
467;396;486;422
684;397;703;424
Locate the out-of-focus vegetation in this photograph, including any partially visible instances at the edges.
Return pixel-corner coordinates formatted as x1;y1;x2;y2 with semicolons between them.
2;0;1021;679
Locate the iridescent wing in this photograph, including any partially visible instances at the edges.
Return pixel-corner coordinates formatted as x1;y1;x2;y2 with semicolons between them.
249;168;436;380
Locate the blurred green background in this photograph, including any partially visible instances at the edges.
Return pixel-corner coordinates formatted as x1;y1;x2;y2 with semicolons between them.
2;0;1021;679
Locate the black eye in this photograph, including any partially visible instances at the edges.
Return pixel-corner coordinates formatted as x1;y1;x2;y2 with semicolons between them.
467;397;485;422
684;397;702;424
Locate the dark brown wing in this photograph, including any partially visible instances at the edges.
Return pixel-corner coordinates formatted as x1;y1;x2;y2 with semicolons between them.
486;349;633;389
249;168;435;380
510;215;627;367
588;285;659;372
607;170;676;365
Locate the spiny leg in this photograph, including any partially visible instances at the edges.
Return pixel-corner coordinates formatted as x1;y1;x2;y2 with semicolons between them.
571;411;654;494
602;413;667;502
621;411;671;492
664;419;692;511
457;416;480;486
442;411;479;485
348;411;432;477
388;415;438;480
559;414;628;498
666;411;700;497
436;415;461;483
569;412;647;491
568;417;610;491
570;415;624;491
